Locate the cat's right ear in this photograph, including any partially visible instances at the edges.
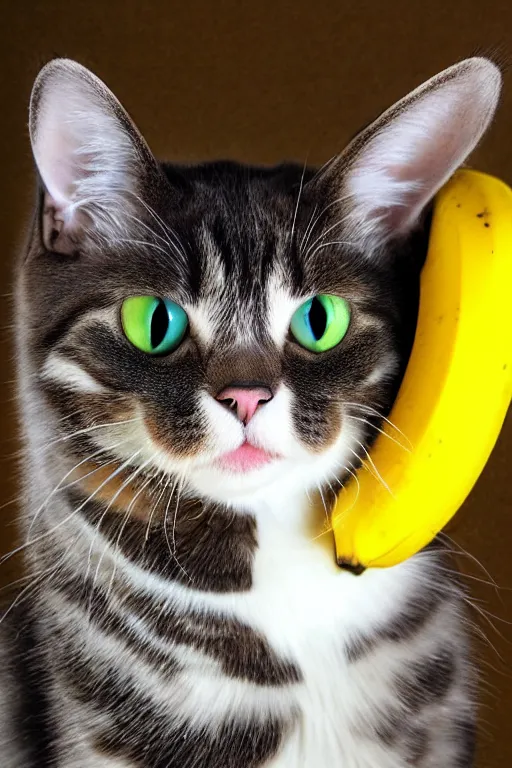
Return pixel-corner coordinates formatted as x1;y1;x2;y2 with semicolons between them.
29;58;165;254
308;57;501;257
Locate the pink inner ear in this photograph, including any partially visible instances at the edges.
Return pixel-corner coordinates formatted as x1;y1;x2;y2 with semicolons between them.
30;59;157;253
343;63;501;250
347;96;458;237
34;99;82;210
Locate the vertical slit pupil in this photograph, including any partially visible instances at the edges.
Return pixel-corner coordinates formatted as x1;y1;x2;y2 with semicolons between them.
150;300;170;348
309;297;327;340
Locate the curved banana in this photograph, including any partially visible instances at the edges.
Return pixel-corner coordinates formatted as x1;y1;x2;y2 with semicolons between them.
332;169;512;571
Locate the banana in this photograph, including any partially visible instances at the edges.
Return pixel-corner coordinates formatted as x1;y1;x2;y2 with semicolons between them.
332;169;512;571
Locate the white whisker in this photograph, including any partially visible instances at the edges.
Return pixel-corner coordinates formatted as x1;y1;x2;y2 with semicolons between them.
289;159;308;247
84;451;148;591
34;416;142;454
27;441;126;539
301;193;354;257
144;475;169;545
351;439;394;497
104;467;158;601
438;532;502;595
300;203;319;252
344;401;412;449
111;237;170;257
1;451;142;566
345;414;411;454
162;473;192;584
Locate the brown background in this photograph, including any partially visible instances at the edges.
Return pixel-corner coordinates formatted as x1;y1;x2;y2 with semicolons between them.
0;1;510;765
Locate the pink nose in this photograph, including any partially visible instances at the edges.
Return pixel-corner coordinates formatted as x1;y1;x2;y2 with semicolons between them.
216;386;273;425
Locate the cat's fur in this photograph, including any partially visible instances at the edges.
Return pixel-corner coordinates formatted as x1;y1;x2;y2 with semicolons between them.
0;57;501;766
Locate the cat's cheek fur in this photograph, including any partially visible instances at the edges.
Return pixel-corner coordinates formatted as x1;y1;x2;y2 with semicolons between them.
41;353;110;394
132;393;245;483
247;383;362;498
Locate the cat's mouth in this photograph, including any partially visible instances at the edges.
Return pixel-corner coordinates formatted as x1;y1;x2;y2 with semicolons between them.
215;441;280;473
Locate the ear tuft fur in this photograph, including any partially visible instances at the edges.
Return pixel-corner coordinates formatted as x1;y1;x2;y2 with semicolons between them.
29;58;161;252
315;57;502;255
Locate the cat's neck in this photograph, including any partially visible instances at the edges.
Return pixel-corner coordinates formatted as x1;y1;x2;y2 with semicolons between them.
225;484;335;558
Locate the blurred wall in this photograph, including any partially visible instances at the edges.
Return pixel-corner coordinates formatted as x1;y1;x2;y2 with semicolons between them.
0;2;510;765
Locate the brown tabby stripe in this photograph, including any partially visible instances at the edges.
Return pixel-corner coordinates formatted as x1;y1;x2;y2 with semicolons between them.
376;714;474;767
371;645;464;765
373;648;457;744
42;578;180;678
403;727;429;764
93;718;287;768
65;487;258;592
453;718;477;767
42;551;301;687
375;712;430;763
395;646;456;711
344;588;444;663
126;595;302;687
51;628;293;768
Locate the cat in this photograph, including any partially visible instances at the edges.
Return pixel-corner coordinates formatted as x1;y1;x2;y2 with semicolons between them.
0;55;501;767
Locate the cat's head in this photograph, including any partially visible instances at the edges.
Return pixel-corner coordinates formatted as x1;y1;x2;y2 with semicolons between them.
20;57;500;512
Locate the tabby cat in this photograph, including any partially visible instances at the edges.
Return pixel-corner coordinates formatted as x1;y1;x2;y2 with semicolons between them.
0;56;501;767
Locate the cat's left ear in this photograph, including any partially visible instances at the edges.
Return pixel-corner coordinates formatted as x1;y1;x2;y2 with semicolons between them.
311;57;502;255
29;58;166;253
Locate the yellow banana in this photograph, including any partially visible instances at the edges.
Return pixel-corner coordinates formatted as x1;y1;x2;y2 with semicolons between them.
332;169;512;571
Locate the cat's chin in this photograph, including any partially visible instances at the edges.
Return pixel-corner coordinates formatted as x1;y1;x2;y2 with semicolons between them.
186;455;293;504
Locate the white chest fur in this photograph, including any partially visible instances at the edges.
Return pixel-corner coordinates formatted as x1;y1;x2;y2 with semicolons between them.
246;507;420;768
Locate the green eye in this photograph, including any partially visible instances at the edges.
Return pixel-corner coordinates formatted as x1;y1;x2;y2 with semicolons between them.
121;296;188;355
290;294;350;352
